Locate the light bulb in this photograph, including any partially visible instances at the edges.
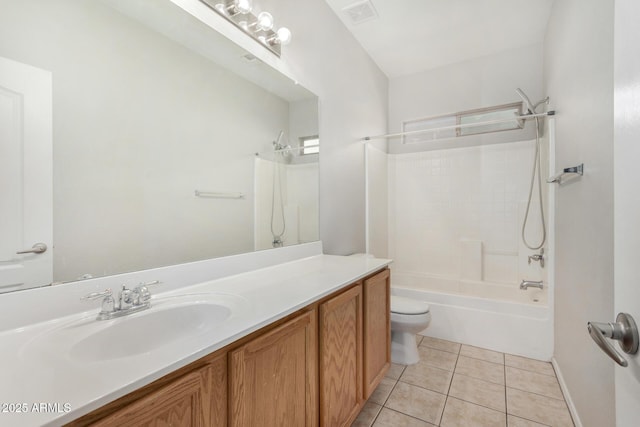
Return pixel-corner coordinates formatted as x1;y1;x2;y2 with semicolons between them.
233;0;252;14
256;12;274;31
214;3;227;14
276;27;292;45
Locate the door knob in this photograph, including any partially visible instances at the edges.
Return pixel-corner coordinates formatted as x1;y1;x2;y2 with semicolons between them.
16;243;47;255
587;313;639;367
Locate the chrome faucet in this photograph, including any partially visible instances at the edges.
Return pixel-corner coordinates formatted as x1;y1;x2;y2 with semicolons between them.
528;248;545;268
520;280;544;290
82;280;161;320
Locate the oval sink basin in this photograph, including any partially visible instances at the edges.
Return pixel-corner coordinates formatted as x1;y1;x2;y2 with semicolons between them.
35;293;247;363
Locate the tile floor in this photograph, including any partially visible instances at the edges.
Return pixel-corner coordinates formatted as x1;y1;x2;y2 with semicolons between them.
352;336;575;427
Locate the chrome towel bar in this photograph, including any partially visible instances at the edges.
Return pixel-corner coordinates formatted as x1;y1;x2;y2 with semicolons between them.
194;190;245;199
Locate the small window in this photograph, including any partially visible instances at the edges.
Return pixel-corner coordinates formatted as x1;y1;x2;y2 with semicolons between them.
402;102;524;144
300;136;319;155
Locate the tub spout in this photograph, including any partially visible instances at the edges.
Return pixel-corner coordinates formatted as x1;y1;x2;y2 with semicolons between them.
520;280;543;290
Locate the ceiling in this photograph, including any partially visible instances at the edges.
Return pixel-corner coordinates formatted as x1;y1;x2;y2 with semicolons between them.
324;0;555;78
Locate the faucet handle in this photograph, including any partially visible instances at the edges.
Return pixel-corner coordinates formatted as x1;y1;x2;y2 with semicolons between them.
81;289;112;301
134;280;162;304
81;289;115;315
138;280;161;288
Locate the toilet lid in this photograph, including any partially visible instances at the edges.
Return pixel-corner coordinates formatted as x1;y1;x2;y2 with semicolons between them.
390;296;430;315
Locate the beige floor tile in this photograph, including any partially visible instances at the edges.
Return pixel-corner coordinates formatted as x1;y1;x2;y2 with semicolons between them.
440;397;506;427
507;415;550;427
351;401;382;427
420;336;461;354
455;355;505;385
416;335;424;346
369;377;397;405
372;408;436;427
506;366;564;400
386;363;407;380
460;344;505;364
418;346;459;371
505;354;556;377
385;381;447;425
507;388;574;427
448;373;506;412
400;362;454;394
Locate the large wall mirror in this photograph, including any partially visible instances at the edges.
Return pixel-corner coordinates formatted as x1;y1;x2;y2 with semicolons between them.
0;0;319;293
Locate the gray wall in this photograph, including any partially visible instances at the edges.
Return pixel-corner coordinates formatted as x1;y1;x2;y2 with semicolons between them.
544;0;615;425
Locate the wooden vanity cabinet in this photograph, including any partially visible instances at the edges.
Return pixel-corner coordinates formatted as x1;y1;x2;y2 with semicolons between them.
229;309;318;427
362;269;391;399
67;268;390;427
319;284;363;427
77;352;227;427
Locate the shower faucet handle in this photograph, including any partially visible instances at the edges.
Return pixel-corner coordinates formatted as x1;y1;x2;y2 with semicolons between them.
527;248;545;268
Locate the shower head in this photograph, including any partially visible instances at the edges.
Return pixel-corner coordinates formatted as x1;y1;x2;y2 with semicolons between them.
274;130;285;148
273;130;295;163
516;88;550;114
516;88;535;114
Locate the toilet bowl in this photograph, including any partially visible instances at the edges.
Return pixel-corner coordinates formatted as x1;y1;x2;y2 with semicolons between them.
390;296;431;365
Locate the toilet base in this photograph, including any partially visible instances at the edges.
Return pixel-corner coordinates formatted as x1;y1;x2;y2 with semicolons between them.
391;331;420;365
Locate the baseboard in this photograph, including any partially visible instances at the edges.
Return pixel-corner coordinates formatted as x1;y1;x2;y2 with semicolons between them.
551;357;583;427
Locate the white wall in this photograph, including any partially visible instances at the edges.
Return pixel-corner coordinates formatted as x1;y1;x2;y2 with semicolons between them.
388;44;544;154
0;0;292;282
614;1;640;424
366;144;388;257
544;1;615;426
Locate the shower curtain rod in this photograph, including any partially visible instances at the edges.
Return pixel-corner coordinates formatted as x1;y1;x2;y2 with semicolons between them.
363;110;555;141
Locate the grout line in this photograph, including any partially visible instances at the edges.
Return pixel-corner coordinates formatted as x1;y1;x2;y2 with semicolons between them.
504;354;508;423
505;385;566;403
504;353;557;377
506;413;553;427
368;402;383;427
445;392;506;415
380;376;401;407
378;407;439;427
504;363;556;377
445;346;461;396
445;396;507;422
370;341;569;427
457;352;506;366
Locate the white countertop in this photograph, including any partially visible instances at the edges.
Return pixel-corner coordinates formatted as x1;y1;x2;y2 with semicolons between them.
0;253;390;426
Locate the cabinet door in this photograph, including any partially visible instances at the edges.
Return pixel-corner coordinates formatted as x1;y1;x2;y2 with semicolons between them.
229;309;318;427
363;269;391;399
319;284;363;427
91;363;215;427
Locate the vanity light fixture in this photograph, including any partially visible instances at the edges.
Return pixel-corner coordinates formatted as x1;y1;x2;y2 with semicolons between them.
202;0;292;57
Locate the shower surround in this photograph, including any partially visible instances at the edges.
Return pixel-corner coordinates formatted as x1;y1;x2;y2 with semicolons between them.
386;138;553;359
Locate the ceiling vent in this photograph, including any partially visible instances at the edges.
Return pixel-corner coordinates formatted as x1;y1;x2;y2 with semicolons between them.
342;0;378;25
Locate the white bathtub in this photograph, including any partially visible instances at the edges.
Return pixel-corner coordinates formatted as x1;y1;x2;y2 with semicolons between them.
391;272;553;360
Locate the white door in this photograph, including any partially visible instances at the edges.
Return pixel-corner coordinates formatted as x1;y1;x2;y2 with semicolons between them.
0;56;52;292
614;0;640;425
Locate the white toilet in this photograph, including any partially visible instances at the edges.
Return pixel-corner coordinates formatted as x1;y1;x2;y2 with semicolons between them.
390;295;431;365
